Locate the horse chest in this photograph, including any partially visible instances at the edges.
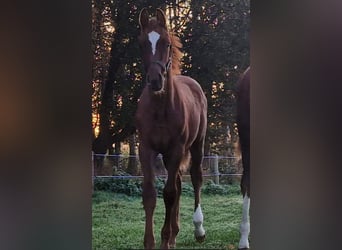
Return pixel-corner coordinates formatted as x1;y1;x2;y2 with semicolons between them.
149;122;172;149
136;124;166;149
145;110;180;148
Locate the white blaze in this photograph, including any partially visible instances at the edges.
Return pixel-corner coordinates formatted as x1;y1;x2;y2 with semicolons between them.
239;195;250;249
193;204;205;237
148;31;160;55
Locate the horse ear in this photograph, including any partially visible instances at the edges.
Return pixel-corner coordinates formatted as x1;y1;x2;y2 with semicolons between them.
139;8;149;30
155;8;167;30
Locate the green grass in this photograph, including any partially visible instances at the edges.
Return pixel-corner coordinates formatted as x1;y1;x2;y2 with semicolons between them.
92;187;243;249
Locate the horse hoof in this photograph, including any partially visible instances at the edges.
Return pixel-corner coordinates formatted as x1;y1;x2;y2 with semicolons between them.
144;242;155;249
160;244;169;249
195;234;205;243
169;240;176;248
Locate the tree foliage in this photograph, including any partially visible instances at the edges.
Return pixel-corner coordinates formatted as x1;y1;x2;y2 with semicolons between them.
92;0;113;139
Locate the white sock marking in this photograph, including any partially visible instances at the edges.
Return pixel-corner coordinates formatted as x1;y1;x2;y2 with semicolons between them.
193;204;205;237
239;195;250;249
148;31;160;55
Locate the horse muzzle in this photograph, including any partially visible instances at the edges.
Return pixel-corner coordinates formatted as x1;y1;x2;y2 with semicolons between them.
147;73;165;93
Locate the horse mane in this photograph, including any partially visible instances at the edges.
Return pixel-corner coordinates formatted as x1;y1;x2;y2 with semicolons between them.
169;32;182;75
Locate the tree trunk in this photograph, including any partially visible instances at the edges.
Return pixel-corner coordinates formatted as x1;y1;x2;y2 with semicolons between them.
92;132;109;175
113;141;121;174
126;134;138;175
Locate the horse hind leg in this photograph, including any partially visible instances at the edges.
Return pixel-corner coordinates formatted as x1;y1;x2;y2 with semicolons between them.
238;192;250;249
190;143;206;242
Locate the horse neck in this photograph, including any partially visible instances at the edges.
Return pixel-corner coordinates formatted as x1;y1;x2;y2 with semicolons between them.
163;71;177;109
146;73;176;121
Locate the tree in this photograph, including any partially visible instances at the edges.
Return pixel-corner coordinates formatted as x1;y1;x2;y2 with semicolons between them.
91;0;114;170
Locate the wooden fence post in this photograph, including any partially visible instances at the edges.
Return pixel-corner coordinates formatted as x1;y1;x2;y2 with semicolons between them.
213;154;220;184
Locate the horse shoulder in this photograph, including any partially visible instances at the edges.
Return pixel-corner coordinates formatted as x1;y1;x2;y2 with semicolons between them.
173;75;206;103
135;90;151;128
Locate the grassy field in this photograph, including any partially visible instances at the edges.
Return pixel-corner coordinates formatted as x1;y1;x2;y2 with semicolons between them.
92;187;244;249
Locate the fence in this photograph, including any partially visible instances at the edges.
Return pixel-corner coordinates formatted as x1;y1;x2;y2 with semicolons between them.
92;153;242;185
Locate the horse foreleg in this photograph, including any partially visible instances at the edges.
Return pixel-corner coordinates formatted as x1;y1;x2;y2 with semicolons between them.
161;167;180;249
140;147;157;249
142;178;157;249
169;172;181;248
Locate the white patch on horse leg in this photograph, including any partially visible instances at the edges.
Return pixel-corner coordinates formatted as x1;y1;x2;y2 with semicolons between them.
239;195;250;249
193;204;205;238
148;31;160;55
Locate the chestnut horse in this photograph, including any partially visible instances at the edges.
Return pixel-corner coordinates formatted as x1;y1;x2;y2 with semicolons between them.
236;67;250;249
135;8;207;249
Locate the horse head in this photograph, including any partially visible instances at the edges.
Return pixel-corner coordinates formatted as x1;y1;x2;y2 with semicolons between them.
138;8;172;94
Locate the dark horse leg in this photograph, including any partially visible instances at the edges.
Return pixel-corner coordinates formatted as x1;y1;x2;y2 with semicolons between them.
161;156;182;248
140;145;157;249
190;140;206;242
238;131;250;249
160;149;183;249
237;67;250;249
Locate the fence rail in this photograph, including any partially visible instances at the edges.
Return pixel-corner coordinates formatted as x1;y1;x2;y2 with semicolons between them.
92;153;238;159
92;153;242;184
93;173;243;179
